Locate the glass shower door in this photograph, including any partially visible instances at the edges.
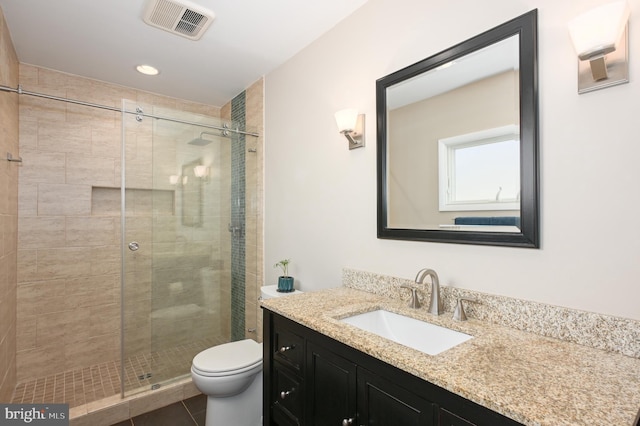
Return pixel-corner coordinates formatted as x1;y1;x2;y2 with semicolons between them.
120;100;257;396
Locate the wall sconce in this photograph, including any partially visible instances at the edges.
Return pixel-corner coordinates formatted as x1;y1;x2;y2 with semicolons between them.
194;165;210;181
334;108;365;149
568;1;631;93
169;175;180;185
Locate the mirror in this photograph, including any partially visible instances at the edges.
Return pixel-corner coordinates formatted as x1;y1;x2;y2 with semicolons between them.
376;10;539;248
182;158;203;227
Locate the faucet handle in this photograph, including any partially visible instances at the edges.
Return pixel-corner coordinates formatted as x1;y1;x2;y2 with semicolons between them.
453;298;478;321
400;284;421;309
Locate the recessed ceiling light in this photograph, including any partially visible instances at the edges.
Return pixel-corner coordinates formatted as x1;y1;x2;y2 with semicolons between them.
136;65;160;76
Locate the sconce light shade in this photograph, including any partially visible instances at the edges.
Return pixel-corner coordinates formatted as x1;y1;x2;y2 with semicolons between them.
194;165;208;178
334;108;359;133
334;108;365;149
568;1;630;93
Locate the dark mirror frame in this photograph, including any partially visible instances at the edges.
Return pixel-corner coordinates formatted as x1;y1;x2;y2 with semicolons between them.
376;9;539;248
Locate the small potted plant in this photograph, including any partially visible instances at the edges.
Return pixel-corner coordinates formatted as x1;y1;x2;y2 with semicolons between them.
274;259;294;292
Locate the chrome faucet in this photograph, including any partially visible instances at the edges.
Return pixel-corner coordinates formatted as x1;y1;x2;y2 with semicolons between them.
415;268;443;315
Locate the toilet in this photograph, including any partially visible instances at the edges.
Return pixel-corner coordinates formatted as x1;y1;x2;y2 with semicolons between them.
191;339;263;426
191;285;302;426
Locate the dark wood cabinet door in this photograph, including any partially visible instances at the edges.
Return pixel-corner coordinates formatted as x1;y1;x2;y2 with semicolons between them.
306;342;357;426
272;363;304;424
439;408;477;426
357;366;437;426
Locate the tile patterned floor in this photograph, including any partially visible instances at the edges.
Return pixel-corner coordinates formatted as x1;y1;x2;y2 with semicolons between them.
110;394;206;426
11;338;217;408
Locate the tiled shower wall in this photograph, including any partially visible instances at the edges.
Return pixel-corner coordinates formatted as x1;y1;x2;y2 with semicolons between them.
0;6;19;402
14;64;264;382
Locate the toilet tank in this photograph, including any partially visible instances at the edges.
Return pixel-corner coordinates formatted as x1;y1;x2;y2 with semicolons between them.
260;285;303;300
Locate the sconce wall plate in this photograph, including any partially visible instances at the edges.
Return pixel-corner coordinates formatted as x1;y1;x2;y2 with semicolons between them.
335;108;365;149
346;113;365;150
577;24;629;94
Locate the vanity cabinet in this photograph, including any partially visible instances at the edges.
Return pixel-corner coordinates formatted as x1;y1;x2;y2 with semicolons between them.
263;309;522;426
307;343;434;425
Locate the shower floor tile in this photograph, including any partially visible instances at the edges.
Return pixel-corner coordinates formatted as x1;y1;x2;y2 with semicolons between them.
11;338;218;408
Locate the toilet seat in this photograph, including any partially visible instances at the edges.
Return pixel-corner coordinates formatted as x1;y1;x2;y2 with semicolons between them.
192;339;262;377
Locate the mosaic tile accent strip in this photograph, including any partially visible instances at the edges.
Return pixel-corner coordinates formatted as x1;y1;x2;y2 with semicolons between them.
342;268;640;358
230;91;246;341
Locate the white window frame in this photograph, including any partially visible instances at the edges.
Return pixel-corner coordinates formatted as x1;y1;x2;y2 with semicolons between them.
438;125;520;212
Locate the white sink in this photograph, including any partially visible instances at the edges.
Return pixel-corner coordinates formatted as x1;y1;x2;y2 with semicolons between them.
340;309;472;355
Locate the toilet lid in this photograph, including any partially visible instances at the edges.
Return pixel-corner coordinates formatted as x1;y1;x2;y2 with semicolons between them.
192;339;262;374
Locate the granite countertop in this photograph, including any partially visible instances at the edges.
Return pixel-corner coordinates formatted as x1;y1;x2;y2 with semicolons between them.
261;287;640;426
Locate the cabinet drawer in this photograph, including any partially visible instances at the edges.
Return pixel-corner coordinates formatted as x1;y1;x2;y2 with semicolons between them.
274;324;305;371
272;364;303;422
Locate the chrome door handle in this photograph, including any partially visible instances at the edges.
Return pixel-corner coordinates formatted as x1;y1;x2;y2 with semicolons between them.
342;418;354;426
128;241;140;251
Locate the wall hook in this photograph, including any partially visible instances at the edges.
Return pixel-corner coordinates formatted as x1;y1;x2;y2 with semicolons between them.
6;152;22;163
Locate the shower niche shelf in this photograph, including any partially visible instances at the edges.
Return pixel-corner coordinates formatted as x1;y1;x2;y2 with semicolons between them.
91;186;176;216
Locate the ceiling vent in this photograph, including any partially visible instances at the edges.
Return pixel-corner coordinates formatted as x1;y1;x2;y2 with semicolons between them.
143;0;215;41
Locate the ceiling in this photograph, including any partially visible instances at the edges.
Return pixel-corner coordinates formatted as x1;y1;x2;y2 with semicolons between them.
0;0;368;106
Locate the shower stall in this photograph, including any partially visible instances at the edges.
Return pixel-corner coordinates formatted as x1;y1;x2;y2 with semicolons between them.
120;100;259;397
8;75;261;410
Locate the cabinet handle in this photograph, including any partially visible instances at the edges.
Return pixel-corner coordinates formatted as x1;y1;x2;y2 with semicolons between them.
279;345;294;353
341;419;354;426
280;388;295;399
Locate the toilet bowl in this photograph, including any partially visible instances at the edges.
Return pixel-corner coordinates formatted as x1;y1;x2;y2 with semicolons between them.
191;339;263;426
191;286;303;426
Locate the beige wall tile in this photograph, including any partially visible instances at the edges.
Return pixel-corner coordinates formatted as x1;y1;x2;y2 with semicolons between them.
17;279;66;316
0;5;19;400
65;274;119;310
35;67;72;96
64;332;120;371
16;249;37;283
16;345;65;381
36;310;71;347
38;184;92;216
91;128;121;159
36;247;93;279
66;155;117;187
18;216;66;249
19;96;66;123
37;122;93;155
18;183;38;217
90;245;120;276
18;116;38;151
65;216;117;247
18;150;66;184
16;313;36;352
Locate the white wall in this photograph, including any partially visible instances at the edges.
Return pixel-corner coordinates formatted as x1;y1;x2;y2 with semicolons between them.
264;0;640;320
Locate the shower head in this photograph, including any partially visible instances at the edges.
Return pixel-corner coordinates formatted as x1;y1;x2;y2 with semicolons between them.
188;130;229;146
188;135;212;146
